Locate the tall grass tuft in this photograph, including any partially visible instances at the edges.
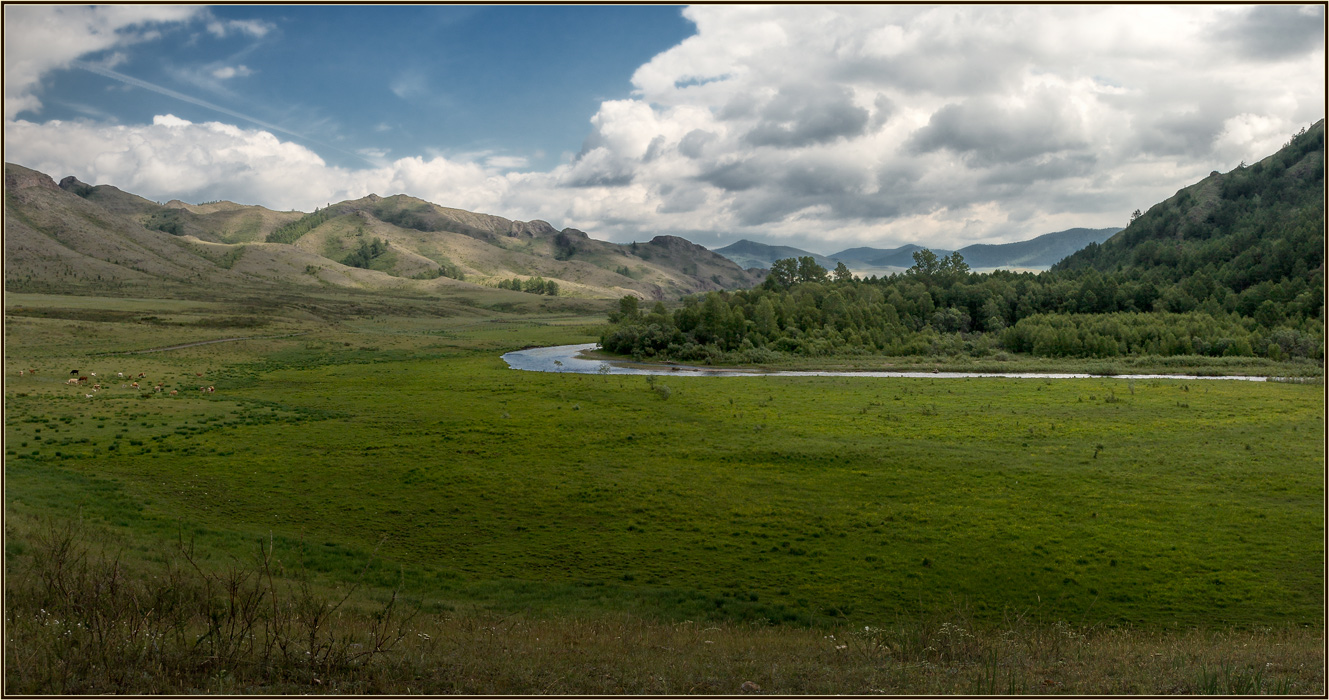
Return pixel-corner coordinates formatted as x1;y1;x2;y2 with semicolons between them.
6;519;415;694
5;519;1324;694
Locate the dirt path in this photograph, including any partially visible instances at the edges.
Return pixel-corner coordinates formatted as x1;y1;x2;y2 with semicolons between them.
112;332;309;355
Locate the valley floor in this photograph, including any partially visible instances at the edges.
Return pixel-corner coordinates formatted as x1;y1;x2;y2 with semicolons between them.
4;287;1324;694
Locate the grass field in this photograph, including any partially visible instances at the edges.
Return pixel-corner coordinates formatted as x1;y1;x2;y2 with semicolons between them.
4;289;1324;692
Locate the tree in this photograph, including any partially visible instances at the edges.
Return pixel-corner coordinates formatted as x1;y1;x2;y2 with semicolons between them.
617;295;640;320
941;252;969;276
1130;209;1143;224
796;256;828;284
765;258;799;289
833;261;854;283
908;249;941;276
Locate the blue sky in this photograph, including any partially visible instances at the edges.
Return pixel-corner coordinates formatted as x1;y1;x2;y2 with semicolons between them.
22;6;694;172
5;5;1324;252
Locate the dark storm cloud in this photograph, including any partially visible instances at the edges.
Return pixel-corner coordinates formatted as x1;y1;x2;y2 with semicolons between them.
1132;108;1228;158
643;135;668;163
869;94;896;131
976;153;1099;187
1211;5;1325;61
904;93;1087;165
776;156;869;197
698;158;765;192
678;129;717;159
562;148;636;188
657;183;708;214
740;84;870;149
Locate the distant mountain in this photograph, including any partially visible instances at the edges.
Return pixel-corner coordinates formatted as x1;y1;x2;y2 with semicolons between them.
955;227;1122;269
827;228;1121;272
713;239;838;271
829;244;949;269
1055;120;1323;293
4;163;763;300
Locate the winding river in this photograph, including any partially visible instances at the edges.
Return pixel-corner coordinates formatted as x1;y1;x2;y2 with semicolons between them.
501;343;1280;381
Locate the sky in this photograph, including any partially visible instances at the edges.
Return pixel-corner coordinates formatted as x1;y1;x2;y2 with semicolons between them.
4;5;1324;254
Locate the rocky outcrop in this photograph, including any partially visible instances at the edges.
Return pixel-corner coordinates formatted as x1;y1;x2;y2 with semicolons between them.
507;219;559;237
58;175;95;197
4;163;60;193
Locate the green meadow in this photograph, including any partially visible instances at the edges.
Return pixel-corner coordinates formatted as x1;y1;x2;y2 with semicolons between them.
6;292;1323;634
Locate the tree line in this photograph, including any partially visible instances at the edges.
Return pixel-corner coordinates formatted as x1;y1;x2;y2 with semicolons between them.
602;250;1322;364
495;276;559;295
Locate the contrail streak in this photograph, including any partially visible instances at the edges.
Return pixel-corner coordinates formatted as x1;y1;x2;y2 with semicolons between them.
72;60;375;167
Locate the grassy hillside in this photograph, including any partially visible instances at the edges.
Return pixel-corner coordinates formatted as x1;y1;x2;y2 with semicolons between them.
5;164;762;300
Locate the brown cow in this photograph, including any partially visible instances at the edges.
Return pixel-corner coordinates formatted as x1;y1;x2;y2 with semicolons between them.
169;390;178;396
77;376;88;383
131;382;139;388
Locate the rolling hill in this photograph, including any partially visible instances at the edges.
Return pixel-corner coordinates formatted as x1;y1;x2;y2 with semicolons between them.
4;163;763;300
828;243;945;270
712;240;838;271
716;228;1122;274
952;227;1122;269
1055;119;1324;295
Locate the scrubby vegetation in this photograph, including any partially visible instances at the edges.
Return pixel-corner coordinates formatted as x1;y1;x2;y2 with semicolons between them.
265;206;341;245
143;209;185;236
495;276;559;295
341;237;389;269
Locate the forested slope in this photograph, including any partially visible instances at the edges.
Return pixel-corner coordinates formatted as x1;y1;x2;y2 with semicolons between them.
602;123;1325;366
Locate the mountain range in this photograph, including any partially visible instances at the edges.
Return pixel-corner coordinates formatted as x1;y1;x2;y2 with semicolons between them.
3;163;761;301
713;227;1122;274
7;118;1319;303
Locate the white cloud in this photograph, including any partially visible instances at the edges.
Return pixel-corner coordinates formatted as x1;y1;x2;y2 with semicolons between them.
533;4;1324;250
485;155;530;170
4;115;518;215
4;6;1324;252
205;18;274;39
3;4;203;118
210;65;253;80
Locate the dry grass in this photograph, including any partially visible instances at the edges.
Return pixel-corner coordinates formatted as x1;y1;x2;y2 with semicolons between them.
5;518;1322;695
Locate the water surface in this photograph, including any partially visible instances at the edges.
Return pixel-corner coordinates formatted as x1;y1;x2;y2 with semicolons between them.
502;343;1277;381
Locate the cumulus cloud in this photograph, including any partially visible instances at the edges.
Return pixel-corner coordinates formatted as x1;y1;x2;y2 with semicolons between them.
3;116;515;214
4;5;1324;253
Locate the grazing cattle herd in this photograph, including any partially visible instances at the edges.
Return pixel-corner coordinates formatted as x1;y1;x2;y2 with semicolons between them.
27;367;215;398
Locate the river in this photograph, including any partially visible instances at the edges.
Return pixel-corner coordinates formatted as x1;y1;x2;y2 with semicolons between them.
501;343;1279;381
